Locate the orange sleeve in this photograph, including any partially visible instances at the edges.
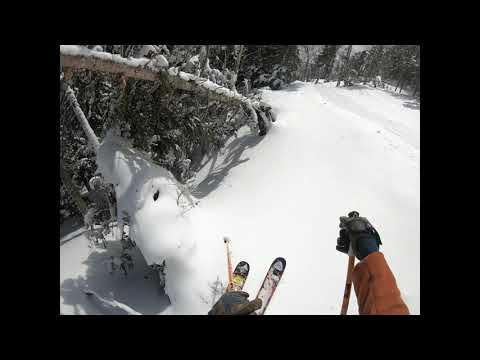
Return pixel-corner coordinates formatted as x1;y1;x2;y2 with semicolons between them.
352;252;410;315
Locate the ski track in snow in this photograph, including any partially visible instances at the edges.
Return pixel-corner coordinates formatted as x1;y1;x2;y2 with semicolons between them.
192;82;419;315
60;81;419;315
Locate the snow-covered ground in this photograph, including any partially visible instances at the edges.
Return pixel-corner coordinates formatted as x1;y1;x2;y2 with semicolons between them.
60;219;170;315
60;81;419;315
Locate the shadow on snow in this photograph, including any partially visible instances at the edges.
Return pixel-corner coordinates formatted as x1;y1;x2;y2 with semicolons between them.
340;83;420;111
192;132;264;199
60;239;170;315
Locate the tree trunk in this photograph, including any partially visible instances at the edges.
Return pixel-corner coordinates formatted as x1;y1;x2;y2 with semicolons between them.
231;45;244;93
337;45;352;87
61;79;100;153
60;159;87;215
303;46;310;82
413;78;419;97
399;72;406;94
282;46;289;64
60;45;266;113
200;45;210;77
234;45;244;75
223;47;227;71
324;58;334;82
395;78;401;92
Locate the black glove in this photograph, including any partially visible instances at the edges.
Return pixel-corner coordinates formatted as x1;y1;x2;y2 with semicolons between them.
208;291;262;315
336;211;382;260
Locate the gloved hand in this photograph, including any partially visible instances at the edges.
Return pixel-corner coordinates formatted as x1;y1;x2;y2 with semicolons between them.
208;291;262;315
336;211;382;260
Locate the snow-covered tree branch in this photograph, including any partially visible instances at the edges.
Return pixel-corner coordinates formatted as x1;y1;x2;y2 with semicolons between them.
60;46;272;117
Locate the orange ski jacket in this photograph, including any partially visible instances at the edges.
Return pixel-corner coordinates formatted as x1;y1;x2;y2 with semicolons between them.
352;252;410;315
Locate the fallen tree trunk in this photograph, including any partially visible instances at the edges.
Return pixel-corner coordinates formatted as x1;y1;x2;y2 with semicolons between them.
60;45;269;112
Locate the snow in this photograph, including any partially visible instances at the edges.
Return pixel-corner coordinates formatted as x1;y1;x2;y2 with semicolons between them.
189;55;199;64
60;217;170;315
193;82;419;315
145;55;169;70
135;45;157;58
60;81;419;315
95;132;193;266
60;45;150;68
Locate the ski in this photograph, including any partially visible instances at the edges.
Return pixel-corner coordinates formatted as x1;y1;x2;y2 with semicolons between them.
231;261;250;291
255;257;286;315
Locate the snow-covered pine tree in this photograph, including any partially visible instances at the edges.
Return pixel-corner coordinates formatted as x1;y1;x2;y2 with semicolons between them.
239;45;300;90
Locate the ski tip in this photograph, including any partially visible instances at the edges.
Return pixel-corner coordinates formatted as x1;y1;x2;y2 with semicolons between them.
234;261;250;274
272;257;286;271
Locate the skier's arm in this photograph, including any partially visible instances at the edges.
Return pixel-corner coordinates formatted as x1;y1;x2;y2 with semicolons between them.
352;252;409;315
337;212;409;315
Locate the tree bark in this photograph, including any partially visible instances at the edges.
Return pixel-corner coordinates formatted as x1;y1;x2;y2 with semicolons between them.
60;159;87;215
413;78;419;97
60;45;266;112
234;45;244;75
399;71;407;94
200;45;210;77
395;78;401;92
325;57;335;82
223;47;227;71
303;46;310;82
231;45;244;93
337;45;352;87
61;79;100;152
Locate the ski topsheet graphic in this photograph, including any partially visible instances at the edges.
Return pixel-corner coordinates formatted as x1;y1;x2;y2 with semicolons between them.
231;261;250;291
255;257;286;315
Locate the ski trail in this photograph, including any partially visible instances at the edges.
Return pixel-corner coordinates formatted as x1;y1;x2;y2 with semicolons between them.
194;81;420;314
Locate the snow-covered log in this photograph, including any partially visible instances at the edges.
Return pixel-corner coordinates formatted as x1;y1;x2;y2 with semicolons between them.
60;46;272;122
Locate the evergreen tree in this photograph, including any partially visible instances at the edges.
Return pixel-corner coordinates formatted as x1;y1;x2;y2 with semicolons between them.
349;50;368;81
239;45;300;89
382;45;419;94
363;45;385;84
314;45;341;82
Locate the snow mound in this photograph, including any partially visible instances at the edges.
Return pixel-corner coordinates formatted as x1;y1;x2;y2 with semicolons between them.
96;131;193;266
95;131;226;314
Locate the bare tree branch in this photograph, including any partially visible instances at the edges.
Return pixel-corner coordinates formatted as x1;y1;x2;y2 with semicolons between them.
60;79;100;152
